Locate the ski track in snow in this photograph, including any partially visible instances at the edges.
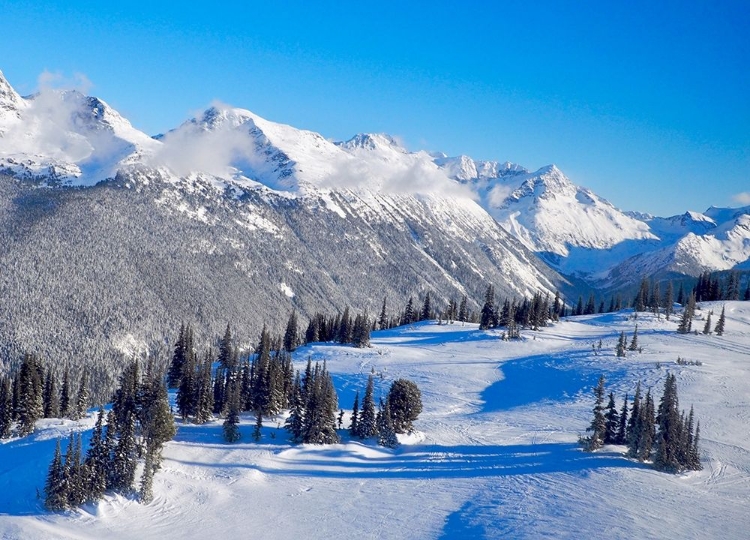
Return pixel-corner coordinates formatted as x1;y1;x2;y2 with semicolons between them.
2;303;750;539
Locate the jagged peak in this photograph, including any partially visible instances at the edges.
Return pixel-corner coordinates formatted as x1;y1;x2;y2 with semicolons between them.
339;133;407;153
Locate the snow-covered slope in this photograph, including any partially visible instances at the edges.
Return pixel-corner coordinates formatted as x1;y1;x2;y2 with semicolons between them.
2;303;750;538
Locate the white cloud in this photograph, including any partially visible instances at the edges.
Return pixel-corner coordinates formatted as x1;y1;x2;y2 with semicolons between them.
732;192;750;205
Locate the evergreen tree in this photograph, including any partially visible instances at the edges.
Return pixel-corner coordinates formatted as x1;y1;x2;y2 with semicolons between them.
17;354;43;436
85;407;108;501
349;391;360;437
627;383;642;457
387;379;422;434
139;448;156;504
73;369;89;421
285;373;305;443
111;412;138;492
377;399;399;448
378;297;389;329
628;325;639;351
702;312;713;335
358;374;377;438
458;295;468;322
352;312;371;348
43;369;60;419
45;439;68;511
168;323;187;388
402;297;415;326
194;353;214;424
584;375;607;450
479;285;496;330
421;292;432;321
575;296;584;316
223;375;242;443
584;293;596;315
744;280;750;301
604;392;620;444
638;389;656;462
217;324;236;370
654;374;681;471
0;377;12;438
617;394;629;444
60;369;72;419
677;292;696;333
714;305;726;336
616;332;627;357
253;410;263;442
283;311;299;352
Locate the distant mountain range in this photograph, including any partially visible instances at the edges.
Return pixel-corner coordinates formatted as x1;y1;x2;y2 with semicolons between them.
0;69;748;368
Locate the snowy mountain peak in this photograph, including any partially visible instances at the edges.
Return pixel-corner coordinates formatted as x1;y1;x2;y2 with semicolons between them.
339;133;408;154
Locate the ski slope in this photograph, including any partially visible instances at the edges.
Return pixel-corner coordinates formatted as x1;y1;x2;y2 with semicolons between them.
1;302;749;539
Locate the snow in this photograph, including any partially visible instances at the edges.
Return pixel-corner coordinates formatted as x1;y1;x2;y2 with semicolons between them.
2;303;750;538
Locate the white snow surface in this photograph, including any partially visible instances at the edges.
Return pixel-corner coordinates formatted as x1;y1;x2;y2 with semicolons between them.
2;303;750;539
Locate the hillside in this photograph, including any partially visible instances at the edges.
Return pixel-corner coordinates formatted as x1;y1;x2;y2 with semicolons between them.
1;302;749;538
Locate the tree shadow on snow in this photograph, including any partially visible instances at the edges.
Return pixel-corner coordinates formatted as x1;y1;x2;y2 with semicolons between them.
167;441;645;481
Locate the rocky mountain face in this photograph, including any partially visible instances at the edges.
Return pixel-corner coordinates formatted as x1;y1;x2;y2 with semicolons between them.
435;154;750;286
0;71;564;376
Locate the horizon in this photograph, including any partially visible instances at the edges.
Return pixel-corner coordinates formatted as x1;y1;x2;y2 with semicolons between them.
1;1;748;216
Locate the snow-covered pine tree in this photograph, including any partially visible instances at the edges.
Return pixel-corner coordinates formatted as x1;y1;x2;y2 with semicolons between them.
627;383;642;457
16;353;43;436
638;389;656;462
702;312;713;335
479;285;496;330
111;411;138;493
458;295;468;322
60;369;72;419
194;353;214;424
167;323;186;388
421;292;432;321
654;373;682;471
0;377;13;438
223;377;242;443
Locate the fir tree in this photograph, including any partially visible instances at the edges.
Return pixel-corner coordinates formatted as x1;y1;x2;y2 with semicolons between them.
285;373;305;443
85;407;108;501
714;305;726;336
387;379;422;434
253;410;263;442
139;448;156;504
167;323;187;388
638;389;656;462
111;412;138;493
0;377;12;438
60;369;72;419
617;394;629;444
654;374;681;471
43;369;60;419
349;391;360;437
45;439;68;511
421;292;432;321
616;332;627;357
402;297;415;326
217;324;236;370
283;311;299;352
16;354;43;436
664;281;674;320
223;378;242;443
73;369;89;421
627;382;642;457
702;312;713;335
628;325;639;351
744;281;750;301
378;297;389;329
604;392;620;444
377;399;399;448
194;353;214;424
458;295;468;322
357;374;377;438
584;375;607;450
479;285;496;330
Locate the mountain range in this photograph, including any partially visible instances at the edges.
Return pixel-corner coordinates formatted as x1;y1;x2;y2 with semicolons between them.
0;69;747;371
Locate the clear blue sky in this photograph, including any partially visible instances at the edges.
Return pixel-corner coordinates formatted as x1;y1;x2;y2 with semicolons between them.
1;0;748;216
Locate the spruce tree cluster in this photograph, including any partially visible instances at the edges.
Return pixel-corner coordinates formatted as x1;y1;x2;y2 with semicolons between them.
349;375;422;446
303;309;371;348
44;360;176;510
478;285;554;333
285;359;339;444
0;354;92;439
581;375;702;472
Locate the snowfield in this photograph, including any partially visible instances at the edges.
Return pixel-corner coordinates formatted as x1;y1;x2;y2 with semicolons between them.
2;303;749;539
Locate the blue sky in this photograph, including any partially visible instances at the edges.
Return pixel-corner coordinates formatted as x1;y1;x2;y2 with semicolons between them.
1;0;748;215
